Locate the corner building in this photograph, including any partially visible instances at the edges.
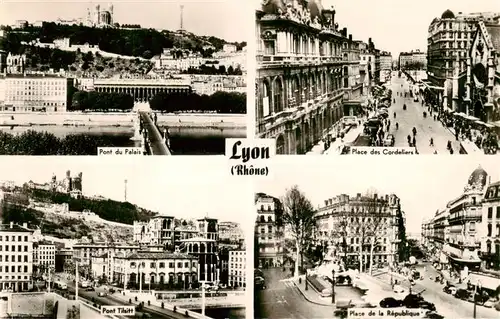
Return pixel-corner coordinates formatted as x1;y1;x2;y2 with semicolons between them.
256;0;364;154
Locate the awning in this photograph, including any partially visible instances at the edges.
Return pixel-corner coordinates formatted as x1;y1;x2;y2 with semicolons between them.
447;254;481;264
467;273;500;290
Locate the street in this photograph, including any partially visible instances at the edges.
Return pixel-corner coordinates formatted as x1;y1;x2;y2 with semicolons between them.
387;76;461;154
254;268;335;319
373;263;499;318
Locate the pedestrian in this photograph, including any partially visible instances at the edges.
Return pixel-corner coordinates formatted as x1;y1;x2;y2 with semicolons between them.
412;136;416;146
429;138;434;146
450;148;454;154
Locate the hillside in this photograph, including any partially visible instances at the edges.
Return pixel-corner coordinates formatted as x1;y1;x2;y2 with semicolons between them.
22;188;156;224
1;23;245;59
0;201;133;241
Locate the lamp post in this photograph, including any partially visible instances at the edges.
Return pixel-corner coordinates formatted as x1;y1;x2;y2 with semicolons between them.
473;280;481;319
331;269;336;304
200;281;207;317
305;268;308;291
139;264;142;295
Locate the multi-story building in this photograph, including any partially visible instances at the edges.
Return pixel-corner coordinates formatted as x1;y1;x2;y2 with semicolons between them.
1;74;74;112
113;251;198;289
442;166;487;271
379;51;392;83
228;250;246;288
426;10;500;110
481;180;500;270
399;50;427;70
218;221;244;244
255;193;284;268
5;53;26;74
315;193;406;268
33;241;56;270
256;2;353;154
72;239;139;266
462;20;500;123
0;222;34;292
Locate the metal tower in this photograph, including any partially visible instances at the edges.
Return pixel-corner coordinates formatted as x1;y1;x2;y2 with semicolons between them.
180;5;184;31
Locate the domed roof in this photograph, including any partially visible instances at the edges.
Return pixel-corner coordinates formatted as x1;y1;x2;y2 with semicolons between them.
467;166;488;188
441;9;455;19
308;0;324;21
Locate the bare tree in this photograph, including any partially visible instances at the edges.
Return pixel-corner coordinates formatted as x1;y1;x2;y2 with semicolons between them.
331;215;350;267
282;185;316;278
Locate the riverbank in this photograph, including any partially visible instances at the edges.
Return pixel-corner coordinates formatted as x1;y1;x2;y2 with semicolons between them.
0;112;246;129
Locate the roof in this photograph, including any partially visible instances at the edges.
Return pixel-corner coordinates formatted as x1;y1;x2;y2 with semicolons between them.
179;236;216;242
122;251;196;260
485;24;500;52
0;224;33;233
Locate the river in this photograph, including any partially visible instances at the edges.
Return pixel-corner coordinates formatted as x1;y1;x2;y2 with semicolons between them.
0;125;245;155
192;307;246;319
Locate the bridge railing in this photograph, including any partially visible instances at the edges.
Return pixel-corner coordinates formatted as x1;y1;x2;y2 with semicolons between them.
150;112;172;152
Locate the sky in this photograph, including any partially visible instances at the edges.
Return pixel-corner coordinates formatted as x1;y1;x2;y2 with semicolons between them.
256;0;500;58
0;0;251;42
0;157;253;226
257;156;500;234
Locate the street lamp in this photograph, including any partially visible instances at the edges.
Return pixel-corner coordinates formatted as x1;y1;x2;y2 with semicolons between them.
473;280;482;319
331;269;336;304
305;268;308;291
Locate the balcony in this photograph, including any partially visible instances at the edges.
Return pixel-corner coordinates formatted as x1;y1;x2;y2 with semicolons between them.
257;53;344;67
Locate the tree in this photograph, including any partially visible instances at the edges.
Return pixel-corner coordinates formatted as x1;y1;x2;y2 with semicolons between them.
281;185;316;277
331;215;350;267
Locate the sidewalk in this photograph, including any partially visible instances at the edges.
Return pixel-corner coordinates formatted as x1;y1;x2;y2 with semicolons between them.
288;276;332;306
309;116;368;155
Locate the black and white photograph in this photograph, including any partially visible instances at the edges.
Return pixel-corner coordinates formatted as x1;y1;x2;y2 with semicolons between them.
254;157;500;319
255;0;500;155
0;157;250;318
0;0;248;155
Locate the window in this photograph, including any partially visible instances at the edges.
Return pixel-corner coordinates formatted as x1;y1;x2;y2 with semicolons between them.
11;246;14;252
496;207;500;219
169;262;174;268
24;246;27;252
469;222;475;232
24;255;27;262
17;236;21;241
487;224;492;236
488;207;493;218
18;245;21;252
159;262;165;268
24;266;28;272
150;262;156;268
177;262;182;268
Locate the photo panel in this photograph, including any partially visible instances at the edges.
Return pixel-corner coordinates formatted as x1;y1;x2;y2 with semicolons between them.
255;0;500;156
254;156;500;319
0;0;248;155
0;156;253;319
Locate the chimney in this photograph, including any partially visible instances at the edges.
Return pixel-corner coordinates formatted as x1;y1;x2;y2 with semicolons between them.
324;200;328;206
349;34;352;41
342;27;347;37
10;221;13;228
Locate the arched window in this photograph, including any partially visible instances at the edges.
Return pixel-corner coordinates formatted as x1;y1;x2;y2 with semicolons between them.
273;78;283;113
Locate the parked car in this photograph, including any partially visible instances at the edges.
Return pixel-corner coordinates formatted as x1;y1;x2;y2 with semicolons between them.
380;297;403;308
442;286;457;295
255;276;265;290
455;289;470;300
97;292;107;297
403;294;425;308
423;311;445;319
419;301;436;311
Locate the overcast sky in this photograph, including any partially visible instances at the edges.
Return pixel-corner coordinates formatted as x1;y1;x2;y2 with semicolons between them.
0;157;252;225
0;0;250;42
256;0;499;57
257;156;500;235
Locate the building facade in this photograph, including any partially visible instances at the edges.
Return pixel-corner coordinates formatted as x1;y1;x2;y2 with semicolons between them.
481;181;500;270
1;74;73;112
113;251;198;289
0;223;34;292
255;193;284;268
426;10;499;110
256;2;352;154
92;78;192;103
462;21;500;123
228;250;246;288
315;193;405;269
33;241;55;270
